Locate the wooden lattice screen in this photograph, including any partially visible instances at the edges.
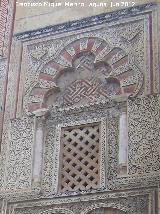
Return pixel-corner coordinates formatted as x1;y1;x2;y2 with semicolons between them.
59;123;100;192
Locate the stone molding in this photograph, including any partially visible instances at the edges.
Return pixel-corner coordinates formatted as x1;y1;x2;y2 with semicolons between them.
15;2;156;41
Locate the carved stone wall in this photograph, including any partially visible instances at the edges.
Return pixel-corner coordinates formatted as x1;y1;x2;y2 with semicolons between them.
8;3;158;120
0;0;16;193
0;0;11;56
4;190;153;214
0;0;15;142
128;95;160;175
0;58;7;134
0;3;159;214
0;200;2;211
89;207;125;214
23;22;144;115
5;117;34;190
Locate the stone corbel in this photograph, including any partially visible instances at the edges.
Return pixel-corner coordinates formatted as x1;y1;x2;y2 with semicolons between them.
32;108;49;186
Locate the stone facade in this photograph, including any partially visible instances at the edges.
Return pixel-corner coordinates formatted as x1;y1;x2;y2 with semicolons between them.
0;1;160;214
0;0;15;143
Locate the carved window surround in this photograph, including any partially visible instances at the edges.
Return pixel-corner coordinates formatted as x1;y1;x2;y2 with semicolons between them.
54;117;107;194
40;96;128;195
29;94;131;194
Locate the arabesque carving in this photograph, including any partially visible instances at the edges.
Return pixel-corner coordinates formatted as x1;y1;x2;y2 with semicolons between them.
0;3;159;214
24;37;143;115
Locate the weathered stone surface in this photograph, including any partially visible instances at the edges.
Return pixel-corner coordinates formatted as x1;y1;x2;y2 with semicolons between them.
0;2;159;214
128;95;160;175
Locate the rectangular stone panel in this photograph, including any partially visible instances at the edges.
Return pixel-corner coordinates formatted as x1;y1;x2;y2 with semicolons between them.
6;117;34;190
128;95;160;175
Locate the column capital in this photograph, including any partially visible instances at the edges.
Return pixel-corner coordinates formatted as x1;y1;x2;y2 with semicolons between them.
121;107;127;114
112;93;131;103
32;108;50;120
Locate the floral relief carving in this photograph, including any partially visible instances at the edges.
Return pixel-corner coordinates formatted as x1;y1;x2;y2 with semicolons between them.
128;95;160;174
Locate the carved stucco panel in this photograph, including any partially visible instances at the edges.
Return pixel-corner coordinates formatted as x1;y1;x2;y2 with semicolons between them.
5;117;34;190
0;3;159;207
0;58;7;148
14;15;151;117
41;102;122;196
0;200;3;213
12;193;150;214
128;95;160;175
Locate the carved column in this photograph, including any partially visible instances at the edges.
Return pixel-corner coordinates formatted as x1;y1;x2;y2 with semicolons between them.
118;109;128;175
32;108;49;185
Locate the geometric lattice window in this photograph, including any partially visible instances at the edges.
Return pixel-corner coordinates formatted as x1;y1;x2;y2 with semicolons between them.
59;123;100;192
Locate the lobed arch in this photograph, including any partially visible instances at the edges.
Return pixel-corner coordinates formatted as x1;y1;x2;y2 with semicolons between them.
25;37;143;115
